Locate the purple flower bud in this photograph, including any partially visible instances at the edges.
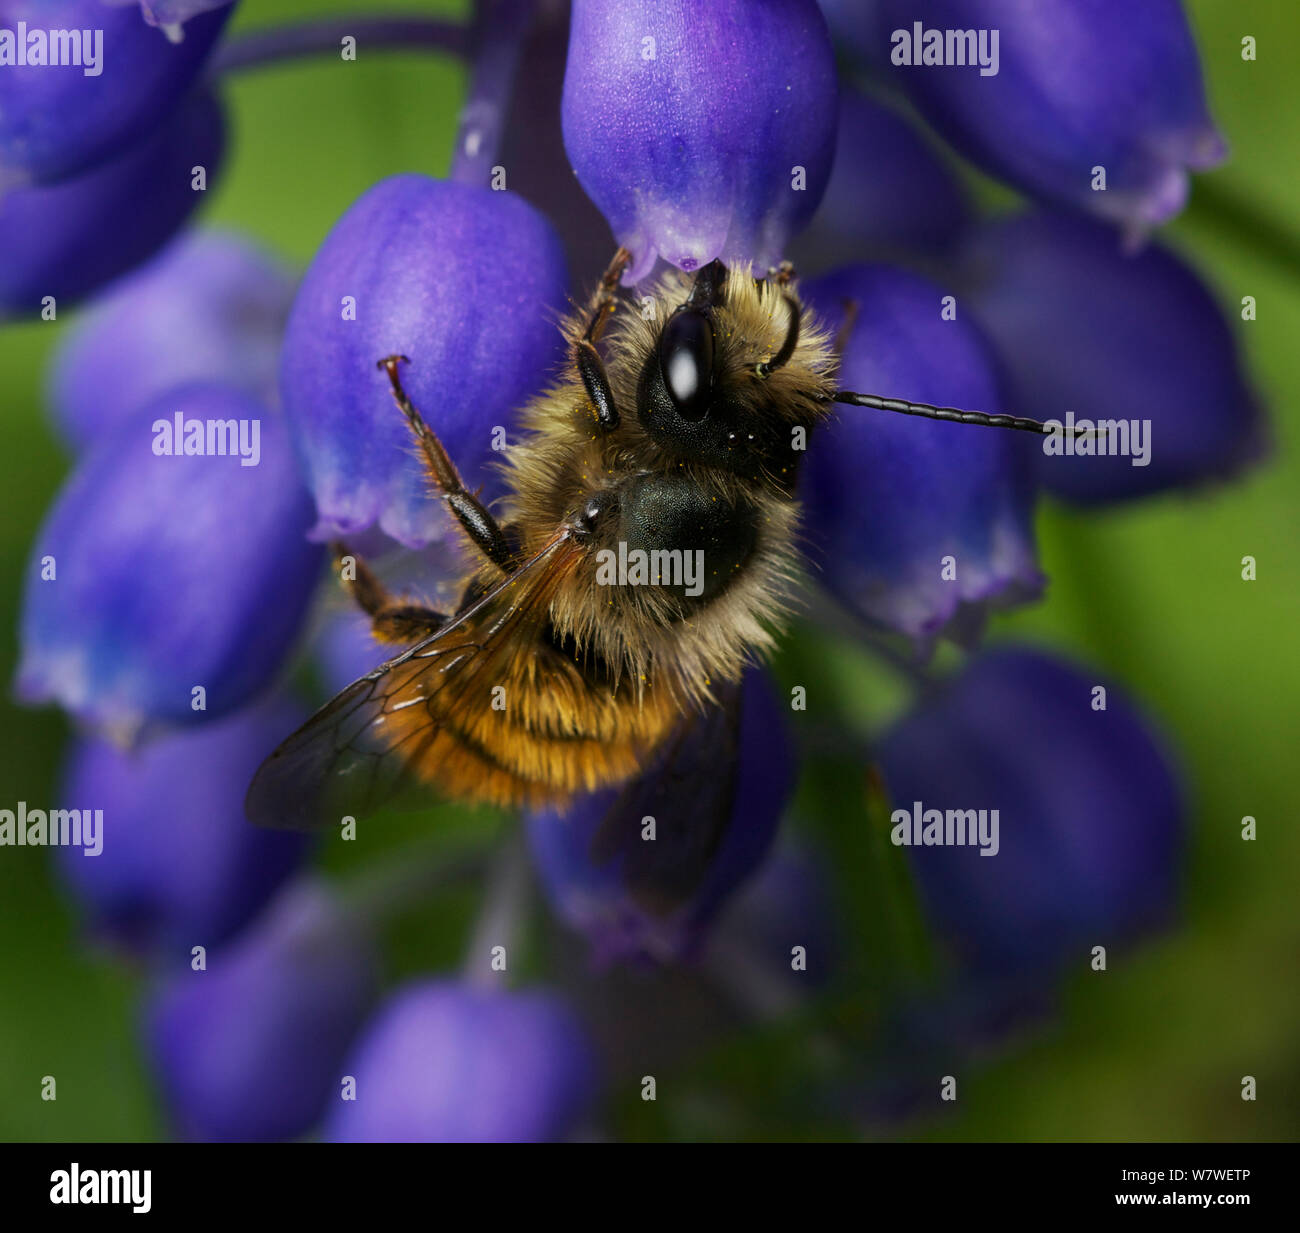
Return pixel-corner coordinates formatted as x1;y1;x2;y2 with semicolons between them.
314;608;386;699
280;174;569;548
103;0;235;36
802;264;1042;650
855;0;1224;230
496;5;620;292
325;982;596;1143
145;880;375;1142
17;385;322;738
527;669;795;966
877;646;1184;976
962;211;1265;504
47;228;291;446
0;89;224;319
793;88;970;268
562;0;838;281
711;843;841;995
56;695;310;955
0;0;232;189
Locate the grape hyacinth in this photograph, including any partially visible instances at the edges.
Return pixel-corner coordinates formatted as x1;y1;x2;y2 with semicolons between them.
5;0;1263;1143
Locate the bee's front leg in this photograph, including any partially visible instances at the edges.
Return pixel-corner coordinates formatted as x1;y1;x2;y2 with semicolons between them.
582;245;632;344
330;540;447;644
573;246;632;433
377;355;519;575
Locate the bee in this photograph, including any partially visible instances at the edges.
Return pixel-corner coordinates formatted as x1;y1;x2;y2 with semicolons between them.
246;249;1081;903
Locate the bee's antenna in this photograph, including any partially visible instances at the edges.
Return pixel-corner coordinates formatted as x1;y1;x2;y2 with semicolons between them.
757;294;802;378
832;390;1104;438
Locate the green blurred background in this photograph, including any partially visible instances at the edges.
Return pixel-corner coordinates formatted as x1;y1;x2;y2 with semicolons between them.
0;0;1296;1141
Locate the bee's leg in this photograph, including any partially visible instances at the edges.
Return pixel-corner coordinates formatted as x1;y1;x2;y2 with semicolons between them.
376;355;518;575
769;260;796;287
574;246;631;433
330;541;447;644
583;246;632;345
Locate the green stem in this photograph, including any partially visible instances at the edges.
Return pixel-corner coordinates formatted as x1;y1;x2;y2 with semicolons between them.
211;16;468;77
461;831;531;989
337;837;489;924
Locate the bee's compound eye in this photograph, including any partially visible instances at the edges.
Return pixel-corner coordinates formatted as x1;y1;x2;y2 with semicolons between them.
659;309;714;421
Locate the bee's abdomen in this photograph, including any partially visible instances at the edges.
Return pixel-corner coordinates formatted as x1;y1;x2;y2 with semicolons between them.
398;644;678;810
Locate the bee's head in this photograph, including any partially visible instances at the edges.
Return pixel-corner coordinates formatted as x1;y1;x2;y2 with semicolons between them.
635;260;836;488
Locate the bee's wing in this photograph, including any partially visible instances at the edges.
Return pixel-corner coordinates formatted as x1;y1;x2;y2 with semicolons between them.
245;531;581;831
589;678;745;915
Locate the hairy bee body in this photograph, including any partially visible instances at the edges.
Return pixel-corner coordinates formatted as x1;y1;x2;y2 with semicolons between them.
501;266;837;703
430;266;838;803
247;259;840;830
353;596;679;810
251;252;1074;845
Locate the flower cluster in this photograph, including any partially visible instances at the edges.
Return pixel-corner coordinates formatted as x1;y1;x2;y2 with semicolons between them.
9;0;1260;1139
